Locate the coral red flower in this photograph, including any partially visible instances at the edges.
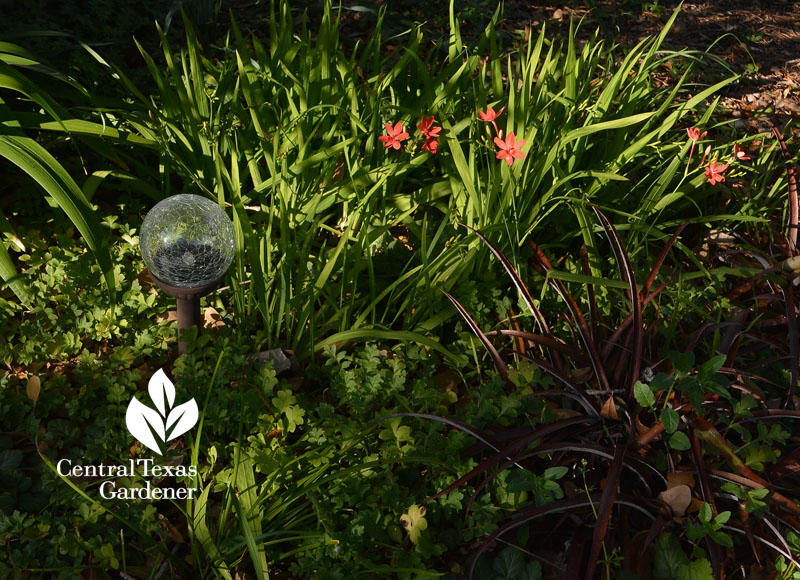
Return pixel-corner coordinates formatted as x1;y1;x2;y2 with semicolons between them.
379;122;409;150
733;142;750;161
686;127;707;142
686;127;708;167
417;115;441;140
494;131;526;166
478;106;505;124
704;159;728;185
478;106;505;135
422;139;438;154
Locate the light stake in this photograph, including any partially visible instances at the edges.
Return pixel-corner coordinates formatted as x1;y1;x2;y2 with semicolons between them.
139;194;235;354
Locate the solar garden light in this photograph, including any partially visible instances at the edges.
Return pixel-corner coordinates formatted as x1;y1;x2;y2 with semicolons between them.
139;194;235;354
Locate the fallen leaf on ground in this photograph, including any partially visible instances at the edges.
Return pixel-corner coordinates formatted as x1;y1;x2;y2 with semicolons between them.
600;395;619;420
204;307;225;329
659;484;692;517
26;375;41;407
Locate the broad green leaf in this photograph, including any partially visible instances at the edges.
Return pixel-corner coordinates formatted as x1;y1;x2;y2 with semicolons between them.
0;449;23;471
669;351;695;373
677;559;713;580
698;354;726;381
544;466;568;480
233;454;269;580
545;269;631;290
653;533;689;580
315;329;464;365
493;545;524;579
192;483;234;580
661;408;679;433
634;381;655;408
561;112;656;144
669;432;691;451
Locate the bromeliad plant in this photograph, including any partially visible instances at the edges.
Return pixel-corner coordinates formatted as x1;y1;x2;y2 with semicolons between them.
394;206;800;578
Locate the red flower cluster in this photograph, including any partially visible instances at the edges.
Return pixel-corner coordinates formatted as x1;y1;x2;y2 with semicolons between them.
479;105;525;166
685;126;736;186
379;116;442;154
417;115;441;154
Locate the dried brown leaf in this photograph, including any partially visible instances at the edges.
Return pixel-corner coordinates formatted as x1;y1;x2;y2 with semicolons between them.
667;471;696;489
26;375;40;407
203;306;225;329
659;484;692;517
600;396;619;420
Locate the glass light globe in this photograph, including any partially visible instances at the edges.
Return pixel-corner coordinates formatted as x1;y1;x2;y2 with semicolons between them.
140;194;235;288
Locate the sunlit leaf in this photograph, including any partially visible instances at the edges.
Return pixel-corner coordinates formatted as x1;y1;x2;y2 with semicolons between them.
634;381;655;408
400;504;427;545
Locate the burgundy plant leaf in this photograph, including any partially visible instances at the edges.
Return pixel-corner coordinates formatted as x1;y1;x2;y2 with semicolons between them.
690;426;724;579
528;241;610;391
693;415;800;518
641;223;688;298
580;243;601;345
723;522;800;567
779;284;798;408
378;412;502;454
441;289;509;380
749;409;800;420
463;440;661;525
565;530;589;580
423;416;595;504
760;514;800;566
718;309;750;363
602;281;671;361
634;420;666;450
487;330;588;361
516;351;600;416
591;206;642;402
459;223;562;369
535;441;664;491
528;388;606;417
584;443;627;580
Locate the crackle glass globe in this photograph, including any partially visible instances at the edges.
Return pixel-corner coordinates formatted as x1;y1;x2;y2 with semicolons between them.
140;194;235;288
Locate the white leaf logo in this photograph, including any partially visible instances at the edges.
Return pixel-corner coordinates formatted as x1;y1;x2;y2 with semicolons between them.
148;368;175;416
125;369;198;455
166;399;199;441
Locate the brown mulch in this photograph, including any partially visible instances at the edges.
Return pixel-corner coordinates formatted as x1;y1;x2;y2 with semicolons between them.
505;0;800;131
